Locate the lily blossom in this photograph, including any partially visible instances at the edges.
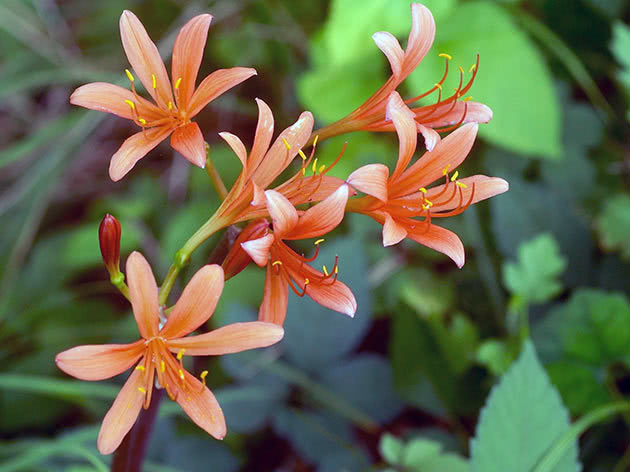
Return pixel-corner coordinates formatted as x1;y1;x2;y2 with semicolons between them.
346;92;508;268
312;3;492;151
70;11;256;181
233;185;356;325
55;252;283;454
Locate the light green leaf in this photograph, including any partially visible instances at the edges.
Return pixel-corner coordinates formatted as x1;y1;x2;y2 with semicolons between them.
476;339;514;376
597;194;630;260
379;433;405;464
470;340;580;472
380;434;468;472
502;233;567;304
612;21;630;89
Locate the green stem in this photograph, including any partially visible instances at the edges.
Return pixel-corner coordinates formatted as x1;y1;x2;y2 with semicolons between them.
110;272;130;301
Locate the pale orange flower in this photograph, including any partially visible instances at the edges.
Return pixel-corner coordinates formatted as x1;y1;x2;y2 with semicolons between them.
312;3;492;151
346;92;508;268
70;11;256;181
55;252;283;454
234;186;356;325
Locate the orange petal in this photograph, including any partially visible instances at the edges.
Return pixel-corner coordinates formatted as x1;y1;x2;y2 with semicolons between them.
402;3;436;77
160;265;224;339
167;321;284;355
126;251;159;339
219;131;248;167
427;175;509;211
188;67;257;117
347;164;389;202
222;219;270;280
70;82;163;121
97;368;145;455
177;370;226;440
417;124;440;152
265;190;298;238
373;31;404;78
388;92;418;180
247;98;275;176
171;122;206;167
55;341;145;381
241;234;275;267
422;101;493;127
288;184;349;240
259;263;289;325
407;224;465;268
119;10;173;108
383;213;408;247
251;182;265;206
172;14;213;110
109;126;172;181
274;175;348;207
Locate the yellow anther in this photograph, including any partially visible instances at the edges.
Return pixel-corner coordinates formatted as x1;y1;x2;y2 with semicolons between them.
304;278;310;285
160;360;166;373
282;138;291;150
456;181;468;188
138;387;147;394
135;365;145;372
138;118;147;125
151;74;157;89
469;63;477;73
312;158;318;173
439;53;452;60
459;66;465;75
419;187;427;194
298;149;307;161
334;265;339;274
424;198;433;206
434;83;442;90
177;349;186;360
423;203;432;210
174;77;182;89
313;135;319;146
272;260;283;266
314;239;325;245
302;167;306;176
443;164;450;175
200;370;208;382
450;170;459;182
319;164;326;173
125;69;135;82
124;99;136;110
178;369;185;380
322;265;329;276
168;101;173;110
464;96;473;102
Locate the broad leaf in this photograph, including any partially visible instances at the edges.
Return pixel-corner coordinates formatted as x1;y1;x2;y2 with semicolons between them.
597;194;630;260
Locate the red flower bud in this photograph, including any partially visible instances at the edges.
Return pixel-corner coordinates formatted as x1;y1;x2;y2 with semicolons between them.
222;219;269;280
99;214;121;275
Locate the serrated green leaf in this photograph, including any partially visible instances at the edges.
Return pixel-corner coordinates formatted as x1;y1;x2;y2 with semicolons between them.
597;194;630;260
503;233;567;304
470;340;580;472
546;362;610;415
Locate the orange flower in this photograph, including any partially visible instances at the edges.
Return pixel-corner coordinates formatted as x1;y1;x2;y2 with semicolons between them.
346;92;508;268
236;185;356;325
312;3;492;151
55;252;283;454
70;11;256;181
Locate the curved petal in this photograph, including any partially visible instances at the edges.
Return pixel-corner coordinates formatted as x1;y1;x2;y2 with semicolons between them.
177;370;226;440
55;341;145;381
421;101;493;127
222;220;269;280
70;82;163;121
388;92;418;180
259;263;289;325
251;182;265;206
347;164;389;201
417;124;440;152
188;67;257;117
383;213;408;247
427;175;509;211
218;131;247;167
167;321;284;355
247;98;275;175
97;368;145;455
109;126;172;182
119;10;173;108
265;190;298;238
288;184;349;240
171;122;206;167
160;265;224;339
402;3;436;77
407;224;465;268
373;31;404;78
126;251;159;339
241;234;274;267
172;14;213;110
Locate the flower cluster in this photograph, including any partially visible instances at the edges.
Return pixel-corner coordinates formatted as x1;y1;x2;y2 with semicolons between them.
56;3;508;456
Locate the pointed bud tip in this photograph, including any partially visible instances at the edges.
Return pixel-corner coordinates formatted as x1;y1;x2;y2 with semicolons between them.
99;214;122;274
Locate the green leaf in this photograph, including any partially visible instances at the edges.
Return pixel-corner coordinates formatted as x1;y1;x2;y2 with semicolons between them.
475;339;515;376
597;194;630;260
611;21;630;89
399;268;455;319
470;340;580;472
503;233;567;304
546;362;610;415
379;433;405;464
407;1;561;157
403;438;468;472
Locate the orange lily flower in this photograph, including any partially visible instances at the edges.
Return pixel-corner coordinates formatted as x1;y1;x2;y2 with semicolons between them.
70;11;256;181
346;92;508;268
235;185;356;325
312;3;492;151
55;252;283;454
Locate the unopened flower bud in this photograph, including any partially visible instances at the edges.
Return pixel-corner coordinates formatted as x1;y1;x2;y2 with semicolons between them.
99;214;121;276
222;219;269;280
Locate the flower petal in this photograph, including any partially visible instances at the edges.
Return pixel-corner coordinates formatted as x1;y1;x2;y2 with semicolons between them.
170;122;206;167
417;124;440;152
402;3;436;77
172;14;213;110
388;92;418;180
177;370;226;440
188;67;257;117
222;220;269;279
241;234;274;267
160;265;224;339
259;263;289;325
373;31;404;78
422;101;493;127
427;175;509;211
347;164;389;201
70;82;163;121
109;126;172;182
382;213;408;247
288;184;349;240
167;321;284;355
97;368;145;455
407;224;465;268
265;190;298;238
119;10;173;108
247;98;275;176
218;131;248;167
126;251;159;339
55;341;145;381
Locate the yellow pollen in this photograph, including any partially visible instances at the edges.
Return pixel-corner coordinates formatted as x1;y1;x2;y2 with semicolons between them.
450;171;459;182
419;187;427;194
439;53;452;60
151;74;157;89
459;66;465;75
464;96;473;102
469;63;477;73
456;181;468;188
443;164;450;175
319;164;326;173
177;349;186;360
138;118;147;125
168;101;173;110
304;278;310;285
314;238;325;245
424;198;433;206
125;69;135;82
178;369;185;380
334;265;339;274
282;138;291;150
313;135;319;146
312;158;318;173
323;265;329;276
272;260;283;266
423;203;432;210
298;149;307;160
434;83;442;90
302;167;306;176
160;360;166;373
138;387;147;394
135;365;145;372
174;77;182;89
200;370;208;382
124;99;136;110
